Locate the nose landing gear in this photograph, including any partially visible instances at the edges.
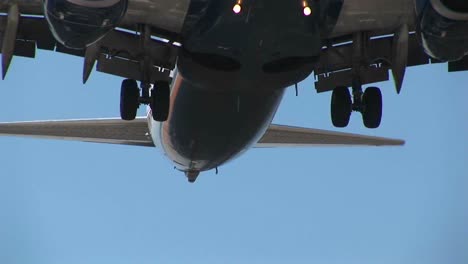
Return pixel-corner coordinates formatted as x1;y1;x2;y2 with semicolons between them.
120;79;170;122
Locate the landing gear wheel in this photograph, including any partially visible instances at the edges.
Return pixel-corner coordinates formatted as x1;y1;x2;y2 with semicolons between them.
362;87;382;129
150;81;170;122
331;86;352;128
120;79;140;121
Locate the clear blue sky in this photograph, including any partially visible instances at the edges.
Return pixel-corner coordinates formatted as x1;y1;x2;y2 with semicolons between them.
0;50;467;264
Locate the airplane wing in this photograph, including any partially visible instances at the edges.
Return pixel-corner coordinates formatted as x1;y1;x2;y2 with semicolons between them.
0;118;403;148
1;0;467;92
255;124;404;147
0;117;154;147
0;2;180;82
0;0;189;34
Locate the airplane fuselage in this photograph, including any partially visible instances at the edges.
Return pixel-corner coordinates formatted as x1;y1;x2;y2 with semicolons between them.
149;72;285;175
145;0;413;176
147;1;329;176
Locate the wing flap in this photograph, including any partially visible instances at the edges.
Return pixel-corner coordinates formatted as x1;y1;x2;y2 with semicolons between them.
0;117;154;147
256;124;404;147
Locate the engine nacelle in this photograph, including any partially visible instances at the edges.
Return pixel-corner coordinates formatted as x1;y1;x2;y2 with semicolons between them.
44;0;127;49
417;0;468;61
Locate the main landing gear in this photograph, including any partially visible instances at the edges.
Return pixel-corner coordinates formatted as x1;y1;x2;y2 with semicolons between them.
330;31;383;129
120;79;170;121
331;85;382;129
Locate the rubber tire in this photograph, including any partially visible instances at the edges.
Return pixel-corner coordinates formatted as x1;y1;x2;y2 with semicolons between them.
331;86;352;128
150;81;170;122
362;87;382;129
120;79;140;121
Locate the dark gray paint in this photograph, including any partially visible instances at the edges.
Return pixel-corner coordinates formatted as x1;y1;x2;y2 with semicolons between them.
159;73;284;171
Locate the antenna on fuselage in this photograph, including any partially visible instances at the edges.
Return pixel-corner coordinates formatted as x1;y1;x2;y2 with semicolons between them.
185;170;200;183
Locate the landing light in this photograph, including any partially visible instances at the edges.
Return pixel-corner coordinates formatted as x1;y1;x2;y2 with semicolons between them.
233;4;242;14
303;6;312;16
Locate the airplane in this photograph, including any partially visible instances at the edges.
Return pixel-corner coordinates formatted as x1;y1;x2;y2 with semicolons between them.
0;0;466;181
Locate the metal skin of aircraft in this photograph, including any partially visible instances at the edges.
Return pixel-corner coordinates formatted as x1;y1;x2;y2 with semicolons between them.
1;0;467;181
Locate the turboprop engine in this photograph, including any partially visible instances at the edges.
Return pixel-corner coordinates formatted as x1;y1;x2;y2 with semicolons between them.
44;0;127;49
417;0;468;61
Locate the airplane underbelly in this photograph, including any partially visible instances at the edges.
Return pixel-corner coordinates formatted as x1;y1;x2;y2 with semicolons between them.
176;0;325;92
123;0;189;33
331;0;414;36
153;73;284;172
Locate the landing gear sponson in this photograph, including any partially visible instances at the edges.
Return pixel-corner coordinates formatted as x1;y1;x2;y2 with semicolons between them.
120;79;170;122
